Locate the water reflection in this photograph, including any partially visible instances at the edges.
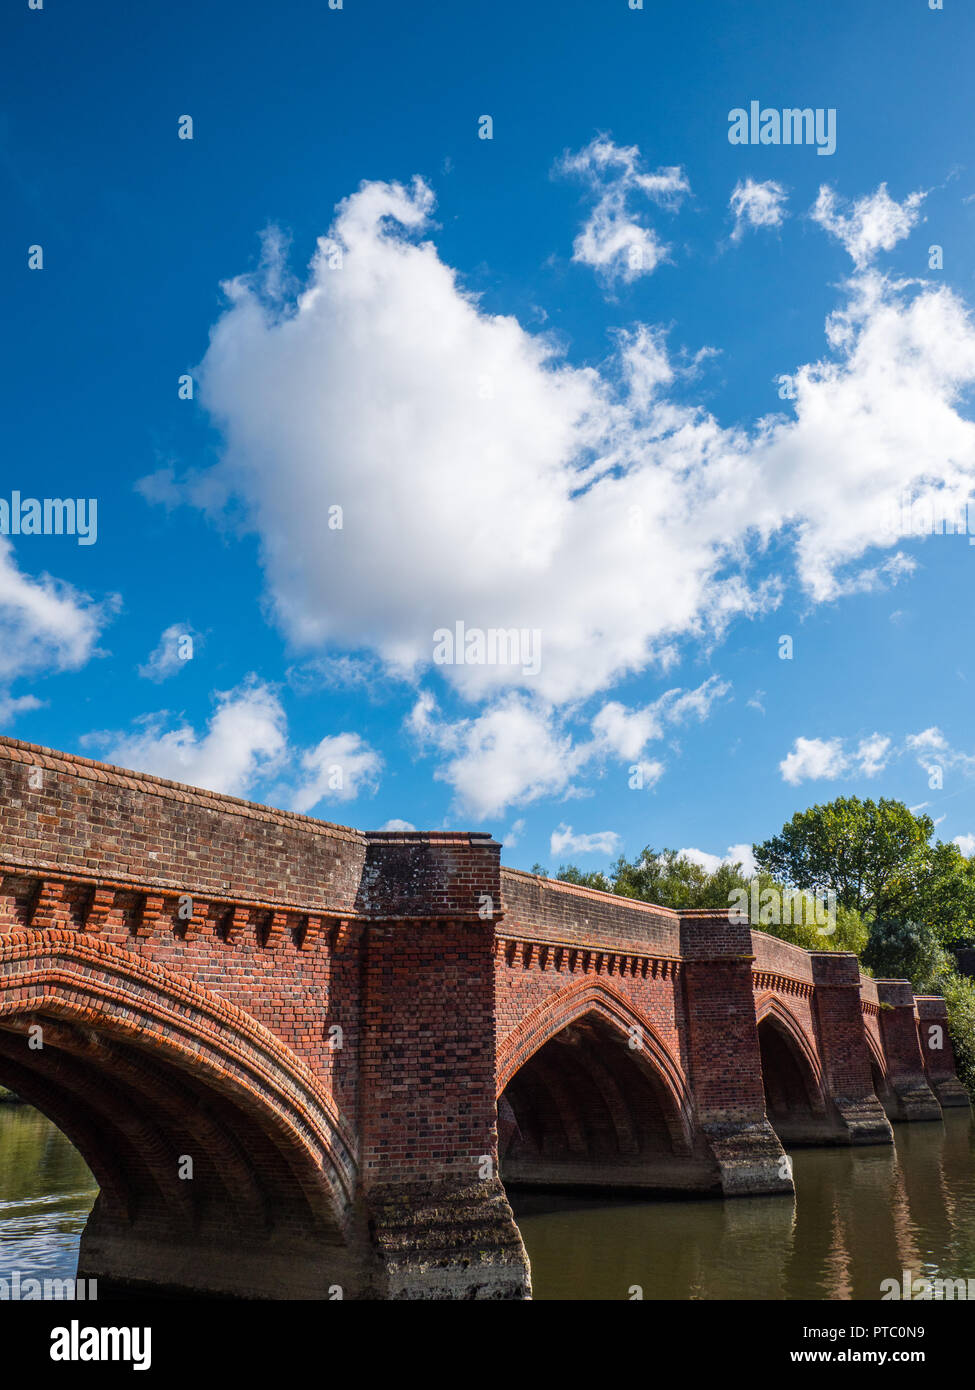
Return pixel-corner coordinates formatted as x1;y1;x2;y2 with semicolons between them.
512;1111;975;1300
0;1103;972;1300
0;1102;97;1284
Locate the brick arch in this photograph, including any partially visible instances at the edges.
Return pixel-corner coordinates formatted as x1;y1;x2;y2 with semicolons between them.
754;992;825;1096
0;930;358;1245
496;977;693;1140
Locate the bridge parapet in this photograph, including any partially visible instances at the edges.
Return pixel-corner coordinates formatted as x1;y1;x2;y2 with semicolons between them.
500;867;680;952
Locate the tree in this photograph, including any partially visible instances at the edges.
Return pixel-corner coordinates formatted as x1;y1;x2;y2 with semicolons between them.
555;864;612;891
862;918;947;993
753;797;934;917
909;840;975;947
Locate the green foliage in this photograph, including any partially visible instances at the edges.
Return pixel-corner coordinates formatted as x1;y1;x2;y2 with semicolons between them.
937;968;975;1095
861;917;946;992
555;864;612;891
753;797;935;917
910;841;975;947
557;847;750;910
555;847;859;953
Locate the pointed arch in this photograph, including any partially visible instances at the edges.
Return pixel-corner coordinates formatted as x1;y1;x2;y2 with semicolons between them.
497;977;693;1143
754;992;825;1095
0;930;358;1243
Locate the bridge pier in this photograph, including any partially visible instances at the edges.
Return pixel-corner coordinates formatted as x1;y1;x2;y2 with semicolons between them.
358;915;529;1299
874;982;944;1122
916;996;971;1110
808;955;894;1144
680;914;793;1196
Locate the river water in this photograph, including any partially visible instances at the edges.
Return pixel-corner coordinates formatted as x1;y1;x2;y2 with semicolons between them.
1;1102;973;1300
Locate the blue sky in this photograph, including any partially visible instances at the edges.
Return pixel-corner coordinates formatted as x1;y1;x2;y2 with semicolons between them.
4;0;975;876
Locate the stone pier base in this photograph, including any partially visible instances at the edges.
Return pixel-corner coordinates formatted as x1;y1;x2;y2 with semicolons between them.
366;1180;530;1300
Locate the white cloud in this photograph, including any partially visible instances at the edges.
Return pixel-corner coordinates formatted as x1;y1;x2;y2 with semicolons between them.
811;184;925;269
906;725;975;777
291;732;382;812
630;758;665;789
557;137;690;286
0;538;107;703
954;833;975;857
407;677;726;818
138;175;975;812
180;175;975;701
503;817;526;848
726;842;758;877
378;818;416;831
591;677;730;759
679;843;757;877
780;725;970;788
138;623;200;682
0;693;43;724
906;726;948;753
408;692;589;820
780;736;849;785
729;178;787;241
855;733;892;777
590;701;663;760
550;824;621;858
86;678;287;798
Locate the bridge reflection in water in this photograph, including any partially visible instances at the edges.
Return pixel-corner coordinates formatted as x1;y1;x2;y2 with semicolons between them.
512;1109;975;1300
2;1105;973;1300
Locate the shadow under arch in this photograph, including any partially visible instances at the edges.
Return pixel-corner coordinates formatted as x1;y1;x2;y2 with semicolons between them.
0;930;360;1298
496;980;717;1193
755;995;833;1145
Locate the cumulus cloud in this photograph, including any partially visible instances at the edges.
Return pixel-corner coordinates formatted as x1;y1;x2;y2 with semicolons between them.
0;538;108;722
0;539;105;683
856;733;892;777
954;833;975;857
811;183;926;269
780;736;851;785
591;676;731;759
906;726;975;777
291;732;382;812
503;817;526;848
179;174;975;698
138;623;200;682
779;732;891;785
778;725;975;787
407;692;589;820
86;678;288;798
135;174;975;812
556;136;690;285
729;178;787;241
84;678;383;813
407;677;726;818
679;842;757;877
550;824;621;858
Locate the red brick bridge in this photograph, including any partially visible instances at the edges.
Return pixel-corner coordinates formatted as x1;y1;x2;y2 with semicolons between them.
0;738;967;1298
